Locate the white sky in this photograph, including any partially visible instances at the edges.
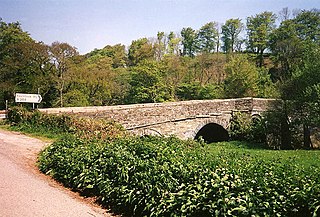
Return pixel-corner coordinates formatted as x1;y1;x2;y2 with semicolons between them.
1;0;319;54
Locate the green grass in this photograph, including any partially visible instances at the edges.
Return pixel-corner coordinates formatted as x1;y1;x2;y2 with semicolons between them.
0;122;58;143
8;124;69;141
208;141;320;168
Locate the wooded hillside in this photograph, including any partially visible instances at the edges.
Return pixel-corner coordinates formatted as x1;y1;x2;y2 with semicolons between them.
0;8;319;110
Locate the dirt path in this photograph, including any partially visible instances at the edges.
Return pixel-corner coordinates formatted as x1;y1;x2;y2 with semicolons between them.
0;129;114;217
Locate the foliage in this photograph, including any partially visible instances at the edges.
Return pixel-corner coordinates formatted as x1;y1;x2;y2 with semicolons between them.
223;55;259;98
7;106;31;124
246;11;277;66
86;44;127;68
197;22;219;53
50;41;78;107
0;19;35;109
262;102;294;150
63;56;120;106
127;60;173;103
229;111;252;141
63;90;90;107
175;82;201;100
6;106;125;140
294;9;320;43
256;67;279;98
167;32;181;55
7;106;72;138
38;135;320;217
192;53;226;85
221;18;244;53
128;38;154;66
271;11;320;149
1;9;319;110
229;111;266;144
176;82;223;100
181;27;197;57
269;19;303;82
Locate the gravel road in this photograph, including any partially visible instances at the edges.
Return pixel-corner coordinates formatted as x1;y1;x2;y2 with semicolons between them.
0;129;113;217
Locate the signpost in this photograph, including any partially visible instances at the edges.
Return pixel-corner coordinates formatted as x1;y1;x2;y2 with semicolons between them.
15;93;42;103
15;93;42;109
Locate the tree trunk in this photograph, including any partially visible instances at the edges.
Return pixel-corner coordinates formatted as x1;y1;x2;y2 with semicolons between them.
258;49;264;67
60;73;64;107
303;125;312;149
280;102;292;150
280;118;292;149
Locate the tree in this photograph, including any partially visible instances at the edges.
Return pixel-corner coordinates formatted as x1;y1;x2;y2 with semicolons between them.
256;67;279;98
86;44;127;68
197;22;219;53
221;18;244;53
224;55;259;98
0;40;54;108
167;32;181;55
294;9;320;43
0;19;32;63
267;9;320;149
246;11;277;67
193;53;226;85
278;7;291;22
269;19;303;82
176;82;222;100
50;42;78;107
154;31;166;61
181;27;197;57
269;9;320;83
282;44;320;148
128;38;154;66
64;58;116;106
126;60;173;103
162;55;186;89
0;20;53;108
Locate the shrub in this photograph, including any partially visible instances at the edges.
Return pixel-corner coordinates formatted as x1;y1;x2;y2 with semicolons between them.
7;106;31;124
229;111;266;145
229;111;252;141
6;107;125;140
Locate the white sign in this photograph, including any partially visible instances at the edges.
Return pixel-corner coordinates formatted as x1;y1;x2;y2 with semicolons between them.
15;93;42;103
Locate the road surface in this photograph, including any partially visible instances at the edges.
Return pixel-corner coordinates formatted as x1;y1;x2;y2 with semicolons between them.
0;129;114;217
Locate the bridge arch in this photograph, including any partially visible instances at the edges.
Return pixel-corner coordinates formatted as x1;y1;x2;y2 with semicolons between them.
194;122;229;143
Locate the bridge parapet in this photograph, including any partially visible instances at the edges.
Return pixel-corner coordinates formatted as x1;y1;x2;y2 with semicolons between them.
39;98;275;140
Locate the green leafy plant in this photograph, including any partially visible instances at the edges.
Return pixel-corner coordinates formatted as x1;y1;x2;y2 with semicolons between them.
39;136;320;217
6;107;125;140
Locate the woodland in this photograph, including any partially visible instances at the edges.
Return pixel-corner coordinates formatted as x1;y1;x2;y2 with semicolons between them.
1;8;320;148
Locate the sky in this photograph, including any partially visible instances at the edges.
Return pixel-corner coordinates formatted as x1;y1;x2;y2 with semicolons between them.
1;0;319;54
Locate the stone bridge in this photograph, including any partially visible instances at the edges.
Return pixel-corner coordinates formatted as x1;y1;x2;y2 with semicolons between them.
39;98;274;142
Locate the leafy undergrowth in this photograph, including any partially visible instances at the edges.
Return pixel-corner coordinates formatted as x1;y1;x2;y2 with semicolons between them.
6;106;126;140
38;136;320;217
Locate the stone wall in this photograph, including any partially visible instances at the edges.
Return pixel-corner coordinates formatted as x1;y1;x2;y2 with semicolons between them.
39;98;274;139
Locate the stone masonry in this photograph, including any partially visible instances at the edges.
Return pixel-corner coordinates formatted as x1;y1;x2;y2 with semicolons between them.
39;97;274;140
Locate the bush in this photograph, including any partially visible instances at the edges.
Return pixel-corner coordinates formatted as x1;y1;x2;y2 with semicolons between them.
6;107;125;140
7;106;31;124
7;106;73;136
229;111;266;144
